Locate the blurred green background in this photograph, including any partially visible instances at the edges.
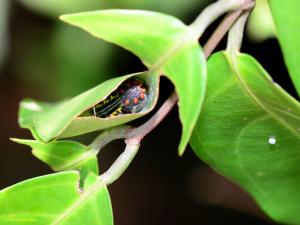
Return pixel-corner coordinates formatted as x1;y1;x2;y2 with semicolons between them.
0;0;287;224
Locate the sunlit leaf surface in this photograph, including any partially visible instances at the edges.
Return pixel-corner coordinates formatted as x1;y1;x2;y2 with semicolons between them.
0;172;113;225
190;52;300;225
61;9;206;154
269;0;300;96
19;72;159;141
11;138;99;182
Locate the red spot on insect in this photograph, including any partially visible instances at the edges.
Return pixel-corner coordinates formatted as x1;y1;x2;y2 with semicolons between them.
133;97;139;104
124;99;130;106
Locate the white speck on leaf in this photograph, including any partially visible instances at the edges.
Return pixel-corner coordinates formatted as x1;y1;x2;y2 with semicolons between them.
268;136;276;145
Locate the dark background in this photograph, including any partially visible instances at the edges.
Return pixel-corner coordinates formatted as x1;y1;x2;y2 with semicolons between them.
1;0;297;224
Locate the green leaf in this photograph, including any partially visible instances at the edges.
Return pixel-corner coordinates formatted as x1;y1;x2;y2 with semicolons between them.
19;72;159;142
18;99;51;140
0;172;113;225
269;0;300;96
190;52;300;225
60;10;188;66
60;9;206;154
11;138;99;182
246;0;276;42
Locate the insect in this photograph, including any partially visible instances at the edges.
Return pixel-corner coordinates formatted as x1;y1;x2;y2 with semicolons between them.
91;77;148;118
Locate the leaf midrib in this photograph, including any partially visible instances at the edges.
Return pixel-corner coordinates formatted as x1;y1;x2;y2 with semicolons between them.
228;54;300;137
51;178;105;225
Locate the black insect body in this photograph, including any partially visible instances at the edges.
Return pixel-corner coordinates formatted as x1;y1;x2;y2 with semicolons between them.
91;78;148;118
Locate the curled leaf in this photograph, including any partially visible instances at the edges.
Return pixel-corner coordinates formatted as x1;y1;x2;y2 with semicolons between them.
19;72;159;141
61;9;207;154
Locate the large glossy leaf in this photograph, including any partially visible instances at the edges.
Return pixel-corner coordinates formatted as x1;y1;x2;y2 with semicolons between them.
61;10;206;154
19;72;159;142
269;0;300;96
190;52;300;225
11;138;99;182
0;172;113;225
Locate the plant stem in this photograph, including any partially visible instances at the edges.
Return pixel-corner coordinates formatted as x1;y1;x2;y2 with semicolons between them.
204;0;255;57
189;0;245;40
203;10;243;57
149;0;246;73
55;126;130;171
100;0;255;185
100;140;140;185
129;0;255;142
89;126;130;151
127;91;178;139
227;10;252;55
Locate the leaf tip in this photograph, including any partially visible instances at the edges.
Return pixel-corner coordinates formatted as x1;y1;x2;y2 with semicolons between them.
59;13;77;24
10;138;34;147
178;145;186;157
59;14;69;22
10;137;21;143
